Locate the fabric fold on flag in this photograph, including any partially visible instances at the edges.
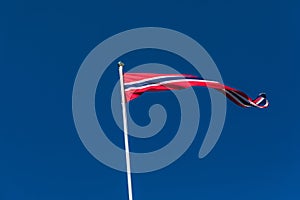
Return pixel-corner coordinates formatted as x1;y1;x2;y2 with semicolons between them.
123;73;269;108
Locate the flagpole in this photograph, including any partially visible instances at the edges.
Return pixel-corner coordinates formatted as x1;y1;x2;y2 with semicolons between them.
118;61;133;200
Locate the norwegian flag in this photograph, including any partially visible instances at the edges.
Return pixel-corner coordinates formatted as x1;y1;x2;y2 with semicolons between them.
123;73;269;108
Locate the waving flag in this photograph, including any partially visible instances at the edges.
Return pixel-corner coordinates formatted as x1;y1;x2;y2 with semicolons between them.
124;73;269;108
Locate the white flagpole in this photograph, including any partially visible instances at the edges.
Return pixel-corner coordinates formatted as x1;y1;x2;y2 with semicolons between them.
118;61;133;200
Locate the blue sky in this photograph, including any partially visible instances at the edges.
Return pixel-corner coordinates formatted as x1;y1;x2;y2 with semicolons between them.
1;0;299;199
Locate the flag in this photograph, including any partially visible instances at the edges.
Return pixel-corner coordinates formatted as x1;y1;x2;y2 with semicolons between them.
124;73;269;108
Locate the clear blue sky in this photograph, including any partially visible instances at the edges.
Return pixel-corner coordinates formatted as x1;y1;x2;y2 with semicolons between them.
1;0;299;199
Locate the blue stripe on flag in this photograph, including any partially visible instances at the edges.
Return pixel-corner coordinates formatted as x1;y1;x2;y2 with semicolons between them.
124;76;200;90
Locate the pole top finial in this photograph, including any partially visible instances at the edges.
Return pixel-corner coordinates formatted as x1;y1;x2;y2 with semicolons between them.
118;61;124;67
